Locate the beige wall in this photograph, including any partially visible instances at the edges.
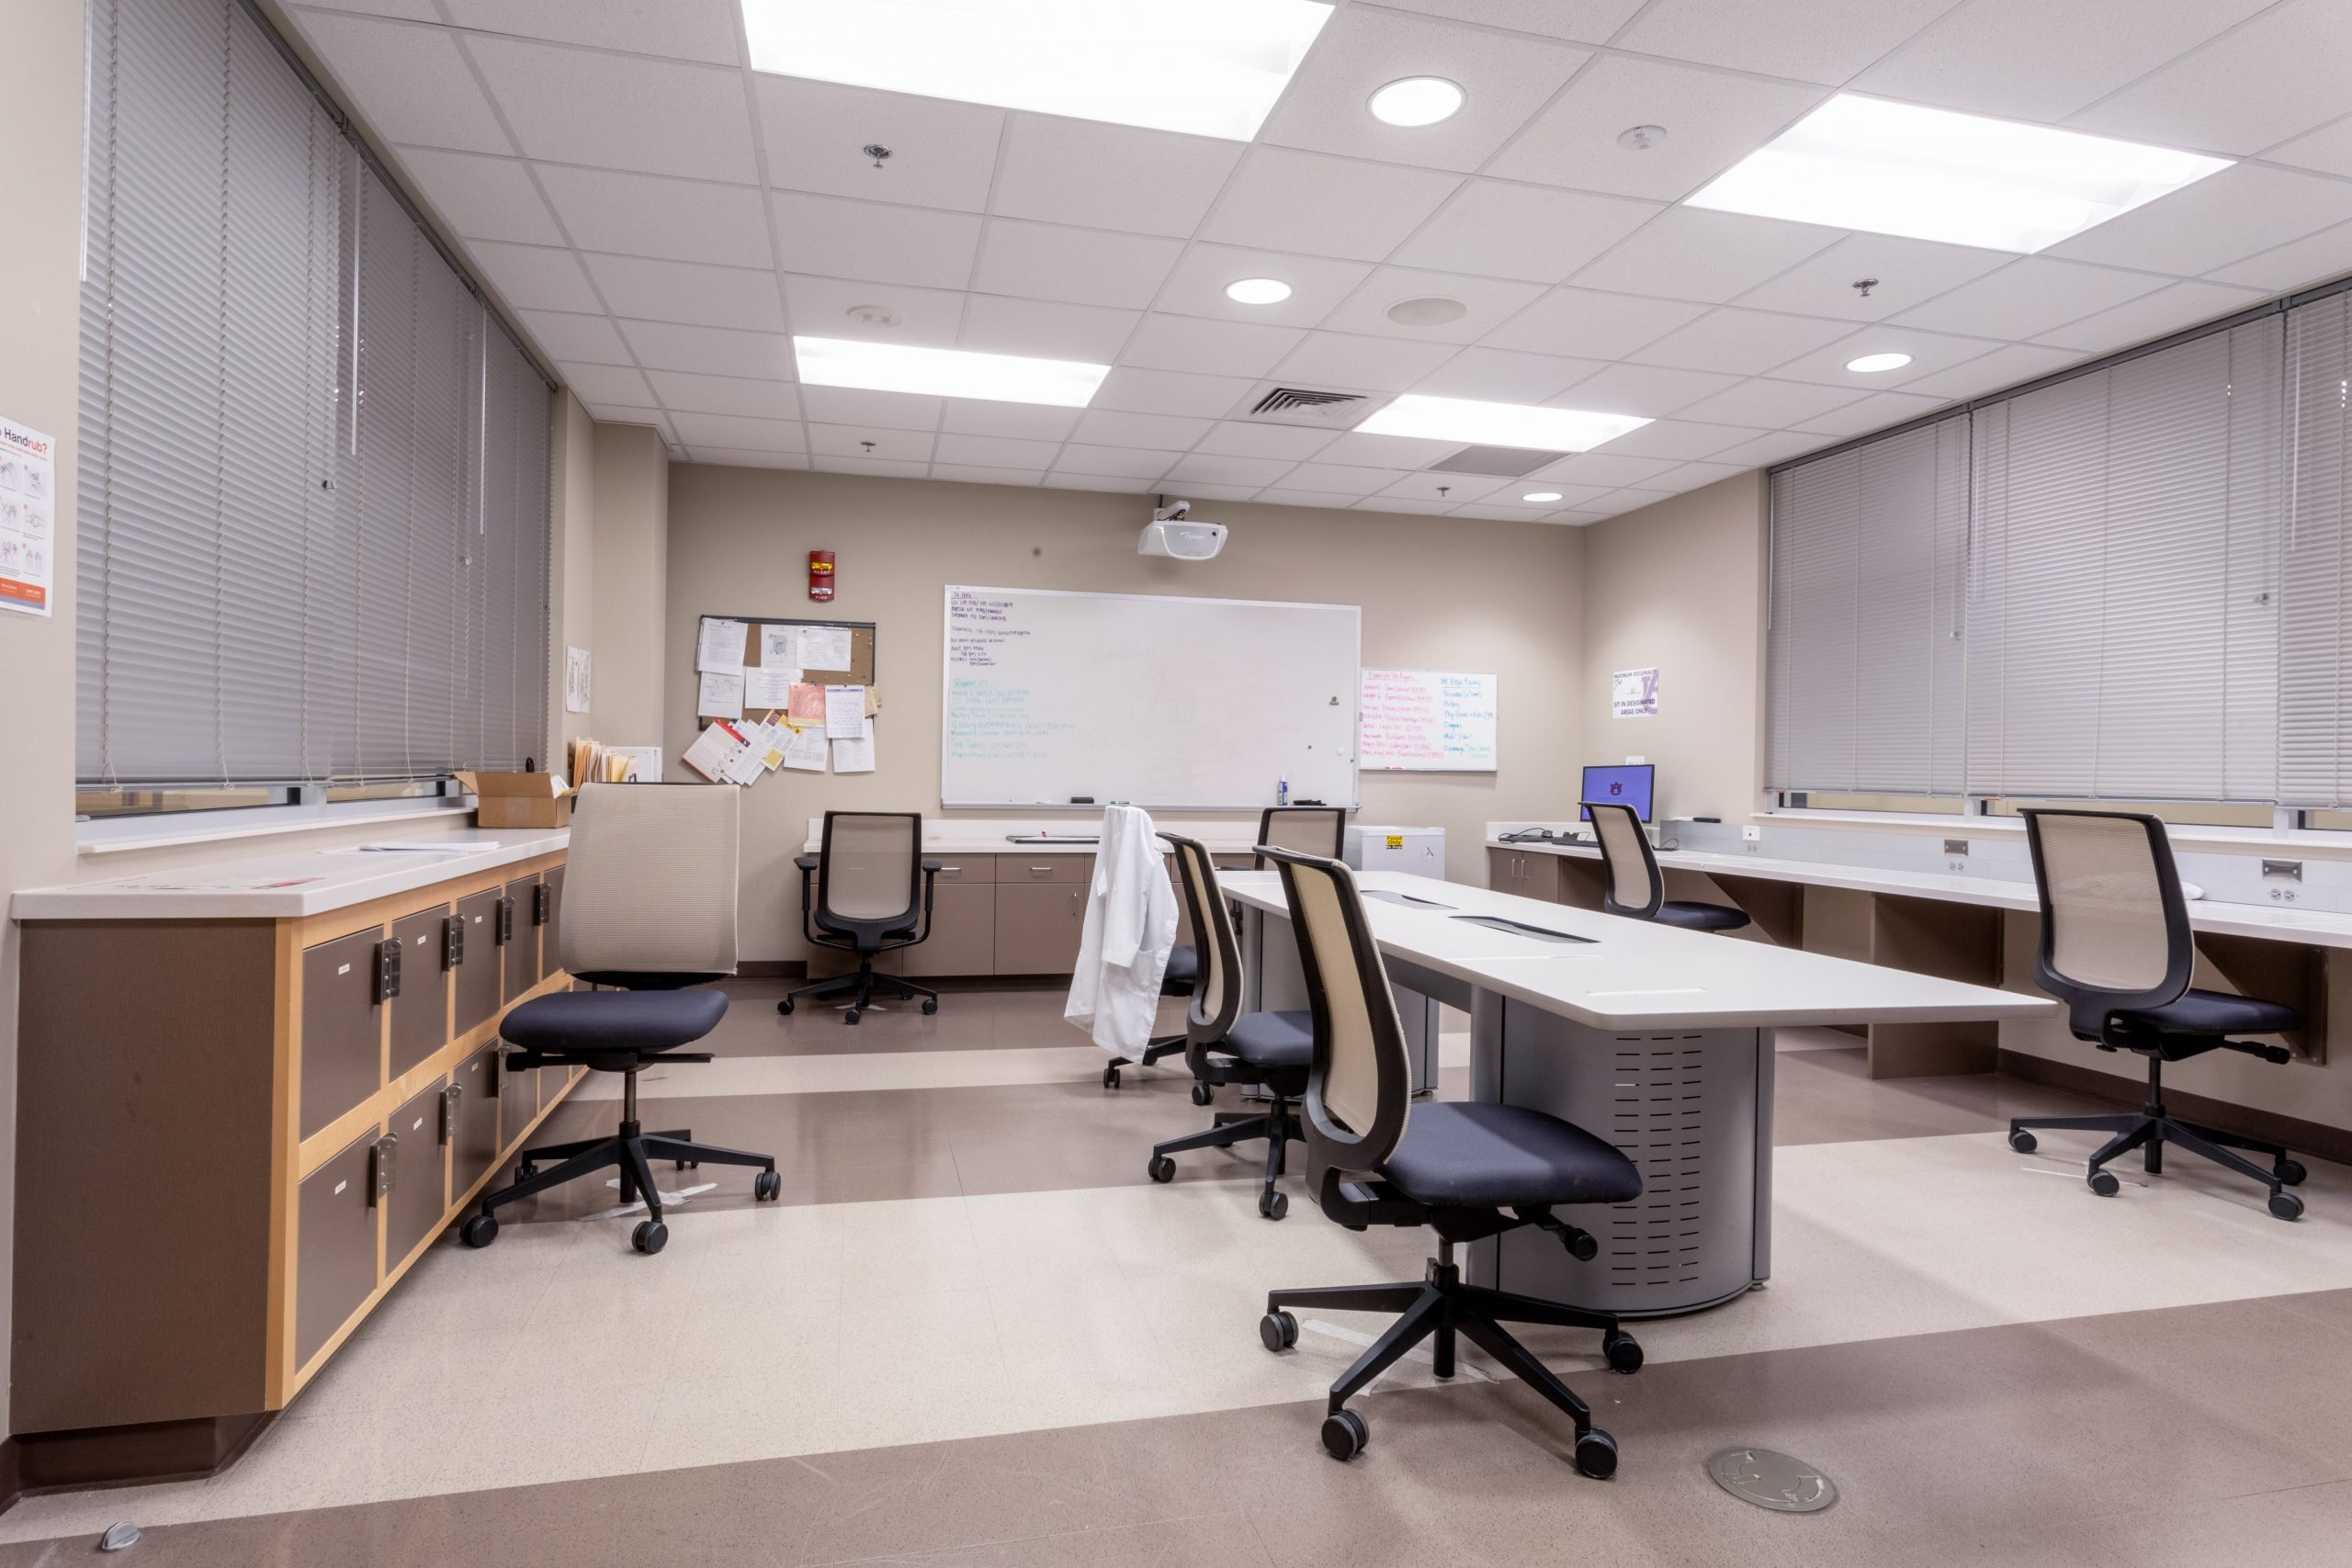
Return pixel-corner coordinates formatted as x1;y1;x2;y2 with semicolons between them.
664;466;1588;964
1577;472;1770;825
590;424;670;748
548;391;596;767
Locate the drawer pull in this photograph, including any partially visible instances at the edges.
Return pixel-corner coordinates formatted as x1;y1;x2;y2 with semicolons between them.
533;882;552;925
496;897;514;944
443;913;464;968
439;1083;462;1144
374;937;402;1004
369;1134;396;1203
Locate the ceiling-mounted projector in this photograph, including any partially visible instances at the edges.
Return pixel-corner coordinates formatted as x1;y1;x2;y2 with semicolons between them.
1139;502;1227;560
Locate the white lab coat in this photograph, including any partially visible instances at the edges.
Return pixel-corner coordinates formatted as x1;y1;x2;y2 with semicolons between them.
1066;806;1180;1060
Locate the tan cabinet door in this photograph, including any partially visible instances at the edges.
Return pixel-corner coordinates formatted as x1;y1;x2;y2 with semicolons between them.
900;878;997;977
992;880;1087;975
300;930;385;1139
1519;852;1562;902
1487;847;1520;892
295;1130;380;1369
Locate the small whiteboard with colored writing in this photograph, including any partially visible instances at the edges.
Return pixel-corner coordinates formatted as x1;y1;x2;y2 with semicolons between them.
1358;670;1498;772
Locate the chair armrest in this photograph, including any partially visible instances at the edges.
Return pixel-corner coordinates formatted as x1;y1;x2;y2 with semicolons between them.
796;854;823;945
794;854;819;872
921;857;942;873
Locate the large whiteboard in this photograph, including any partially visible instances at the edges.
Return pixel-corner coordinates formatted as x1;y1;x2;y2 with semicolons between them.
943;585;1360;808
1359;670;1498;772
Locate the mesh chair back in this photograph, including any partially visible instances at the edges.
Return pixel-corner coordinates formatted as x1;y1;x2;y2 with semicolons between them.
2021;808;2194;1038
560;783;739;977
1255;806;1347;868
1587;800;1662;918
1163;835;1242;1041
818;812;922;933
1263;848;1412;1180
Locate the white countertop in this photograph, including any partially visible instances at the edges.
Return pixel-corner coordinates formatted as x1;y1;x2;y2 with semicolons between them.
799;825;1263;857
1487;837;2352;950
12;830;569;921
1222;868;2054;1032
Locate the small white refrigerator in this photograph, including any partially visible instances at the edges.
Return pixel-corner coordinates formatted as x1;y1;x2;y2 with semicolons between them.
1341;826;1445;1095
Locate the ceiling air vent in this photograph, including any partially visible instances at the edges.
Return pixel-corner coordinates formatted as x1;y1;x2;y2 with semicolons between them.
1245;386;1382;429
1425;445;1562;478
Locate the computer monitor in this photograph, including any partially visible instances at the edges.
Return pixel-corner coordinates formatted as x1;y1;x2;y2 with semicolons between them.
1579;763;1655;824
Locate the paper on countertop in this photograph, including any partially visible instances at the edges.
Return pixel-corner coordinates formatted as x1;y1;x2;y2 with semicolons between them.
799;625;853;670
744;663;798;707
782;727;829;773
759;625;799;665
832;716;876;774
697;667;745;719
697;617;748;671
824;684;865;739
787;682;827;725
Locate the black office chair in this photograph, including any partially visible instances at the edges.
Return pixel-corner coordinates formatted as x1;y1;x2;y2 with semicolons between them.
1145;834;1309;1220
1255;804;1348;867
778;811;941;1025
462;784;781;1257
1586;799;1749;932
1255;848;1644;1478
2007;808;2308;1221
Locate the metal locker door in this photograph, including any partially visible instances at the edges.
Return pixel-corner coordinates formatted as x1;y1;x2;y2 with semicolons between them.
450;1045;501;1196
387;906;450;1078
536;866;564;982
501;876;539;1000
383;1079;450;1265
451;890;503;1035
300;930;386;1138
295;1130;380;1369
498;1044;537;1154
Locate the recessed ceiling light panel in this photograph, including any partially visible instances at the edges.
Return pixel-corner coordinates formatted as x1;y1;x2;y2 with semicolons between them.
1226;277;1294;305
1522;491;1564;502
1686;94;2231;253
741;0;1332;141
1845;352;1913;373
794;336;1108;407
1369;75;1464;127
1356;394;1649;453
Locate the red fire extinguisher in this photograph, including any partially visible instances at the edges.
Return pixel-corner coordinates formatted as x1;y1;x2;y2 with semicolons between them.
808;549;834;603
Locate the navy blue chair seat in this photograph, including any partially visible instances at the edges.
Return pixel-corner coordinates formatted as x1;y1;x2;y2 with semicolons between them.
2113;988;2302;1043
1162;942;1199;993
1652;901;1750;933
1221;1010;1313;1070
1381;1102;1645;1210
501;988;728;1056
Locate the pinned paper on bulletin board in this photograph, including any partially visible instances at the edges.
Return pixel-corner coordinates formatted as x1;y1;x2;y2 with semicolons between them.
693;614;882;780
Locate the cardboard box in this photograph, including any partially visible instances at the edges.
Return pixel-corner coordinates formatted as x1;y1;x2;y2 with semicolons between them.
458;771;572;829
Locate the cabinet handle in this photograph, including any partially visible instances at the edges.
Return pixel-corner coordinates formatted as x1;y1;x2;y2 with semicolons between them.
370;1134;397;1204
533;882;551;926
439;1083;462;1144
375;936;402;1003
443;913;465;968
1030;865;1052;874
496;896;514;944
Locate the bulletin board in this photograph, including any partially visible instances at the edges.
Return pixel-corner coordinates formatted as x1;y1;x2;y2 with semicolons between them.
695;614;876;720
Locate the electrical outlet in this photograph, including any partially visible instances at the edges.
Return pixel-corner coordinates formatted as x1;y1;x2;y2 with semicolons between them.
1742;825;1761;842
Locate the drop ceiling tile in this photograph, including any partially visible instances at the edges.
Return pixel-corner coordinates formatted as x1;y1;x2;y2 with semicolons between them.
811;455;931;479
1529;452;1679;488
1119;315;1307;378
1672;378;1867;429
1151;246;1375;329
2266;115;2352;179
1894;343;2086;401
1769;326;2005;390
1317;268;1548;344
534;164;774;268
1162;453;1297;488
1374;1;1645;45
468;242;602;312
1498;479;1618;505
1617;0;1963;85
1377;472;1514;504
1733;233;2016;321
1643;459;1751;493
928;464;1046;488
1485;288;1708;359
582;254;786;332
756;77;1001;210
1790;389;1954;438
518;309;631;366
1452;502;1559;521
932;434;1064;469
2049;164;2352;278
1709;430;1834;467
393;148;561;245
1091;368;1260;419
1583;489;1678;516
670;412;808;451
1352;497;1452;514
293;13;510;154
620;319;796;379
993;117;1243;238
1390;182;1664;285
939;400;1082;441
555;361;652;406
1408;347;1605;402
808;423;934;461
1270;463;1415;496
2068;0;2352;154
1629;309;1859;377
299;0;439;17
1589;420;1770;460
441;0;741;63
956;295;1138;362
1261;489;1377;509
688;446;810;470
796;387;941;431
781;274;967;346
1892;258;2169;341
1071;410;1213;449
1201;149;1462;263
1192;422;1340;460
464;35;757;182
2206;220;2352;293
1043;472;1150;493
771;194;984;291
1053;446;1183;479
1180;483;1278;502
1555;362;1742;417
1272;332;1461;393
1853;0;2270;123
2031;279;2267;353
970;220;1184;310
1486;55;1824;201
1314;432;1460;468
1258;6;1589;174
645;371;802;420
1570;209;1846;304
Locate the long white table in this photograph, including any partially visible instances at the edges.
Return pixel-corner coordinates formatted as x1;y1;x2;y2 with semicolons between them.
1219;868;2053;1318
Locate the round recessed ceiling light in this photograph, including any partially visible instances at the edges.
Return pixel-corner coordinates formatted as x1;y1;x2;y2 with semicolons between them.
1225;276;1293;306
1369;76;1465;127
1385;296;1468;326
1846;352;1913;373
1522;491;1564;503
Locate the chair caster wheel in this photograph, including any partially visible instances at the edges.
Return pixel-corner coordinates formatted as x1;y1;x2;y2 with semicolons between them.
631;1220;668;1254
1574;1427;1619;1480
754;1170;781;1202
1259;1189;1288;1221
459;1213;499;1248
842;1009;861;1025
676;1159;698;1170
2008;1128;2037;1154
921;998;938;1015
1261;1310;1298;1353
2270;1190;2305;1222
2278;1159;2307;1187
1103;1065;1121;1089
2087;1168;2120;1197
1148;1154;1176;1184
1603;1329;1643;1374
1191;1083;1214;1107
1320;1408;1368;1461
777;998;795;1015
